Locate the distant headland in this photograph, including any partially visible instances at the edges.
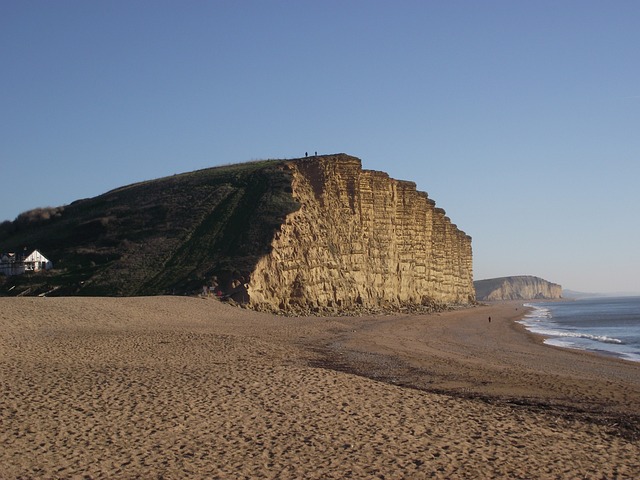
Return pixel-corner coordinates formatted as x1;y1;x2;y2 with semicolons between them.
474;275;562;301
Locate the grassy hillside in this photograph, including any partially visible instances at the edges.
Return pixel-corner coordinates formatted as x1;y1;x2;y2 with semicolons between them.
0;160;299;296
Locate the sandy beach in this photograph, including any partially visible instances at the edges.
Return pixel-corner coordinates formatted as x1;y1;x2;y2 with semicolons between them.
1;297;639;479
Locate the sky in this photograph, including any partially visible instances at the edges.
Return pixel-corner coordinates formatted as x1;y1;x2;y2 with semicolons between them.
1;1;639;294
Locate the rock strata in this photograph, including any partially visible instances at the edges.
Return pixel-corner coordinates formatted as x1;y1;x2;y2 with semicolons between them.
247;154;474;314
0;154;475;314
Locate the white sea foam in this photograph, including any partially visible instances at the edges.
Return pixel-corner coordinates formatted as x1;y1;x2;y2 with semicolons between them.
544;338;585;350
544;339;640;363
539;329;623;345
522;303;552;320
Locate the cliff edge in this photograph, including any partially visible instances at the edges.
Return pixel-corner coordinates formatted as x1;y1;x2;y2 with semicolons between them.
249;155;474;313
474;276;562;301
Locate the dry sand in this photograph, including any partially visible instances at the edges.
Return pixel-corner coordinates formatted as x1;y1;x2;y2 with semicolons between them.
1;297;639;479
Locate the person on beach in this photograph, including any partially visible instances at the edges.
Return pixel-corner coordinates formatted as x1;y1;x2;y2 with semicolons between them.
488;316;491;323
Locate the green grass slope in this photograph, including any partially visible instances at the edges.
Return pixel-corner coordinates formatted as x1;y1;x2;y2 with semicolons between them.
0;160;299;296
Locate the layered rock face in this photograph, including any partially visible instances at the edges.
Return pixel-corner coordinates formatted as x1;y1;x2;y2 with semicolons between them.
247;154;474;313
474;276;562;301
0;153;474;311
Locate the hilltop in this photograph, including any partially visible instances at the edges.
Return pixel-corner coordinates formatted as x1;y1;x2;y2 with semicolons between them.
0;154;474;314
0;159;298;296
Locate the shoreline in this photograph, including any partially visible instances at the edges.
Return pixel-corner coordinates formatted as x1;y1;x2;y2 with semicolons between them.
1;296;639;478
520;298;640;364
311;301;640;437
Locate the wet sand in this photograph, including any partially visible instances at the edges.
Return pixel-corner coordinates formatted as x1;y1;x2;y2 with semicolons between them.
1;297;639;479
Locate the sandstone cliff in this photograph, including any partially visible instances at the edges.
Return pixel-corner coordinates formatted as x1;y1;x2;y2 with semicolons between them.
474;276;562;301
1;154;475;314
247;154;474;313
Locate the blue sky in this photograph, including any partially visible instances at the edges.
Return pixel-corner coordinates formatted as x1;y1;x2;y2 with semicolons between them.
2;1;639;293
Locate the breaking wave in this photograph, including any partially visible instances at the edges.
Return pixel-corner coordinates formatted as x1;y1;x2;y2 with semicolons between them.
519;303;624;345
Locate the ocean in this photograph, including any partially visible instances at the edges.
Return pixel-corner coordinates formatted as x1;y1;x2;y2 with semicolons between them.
520;296;640;363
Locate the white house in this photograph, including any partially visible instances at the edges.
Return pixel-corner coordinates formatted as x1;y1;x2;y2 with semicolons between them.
0;249;53;276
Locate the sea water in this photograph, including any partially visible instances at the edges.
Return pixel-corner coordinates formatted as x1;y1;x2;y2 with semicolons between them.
520;296;640;363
